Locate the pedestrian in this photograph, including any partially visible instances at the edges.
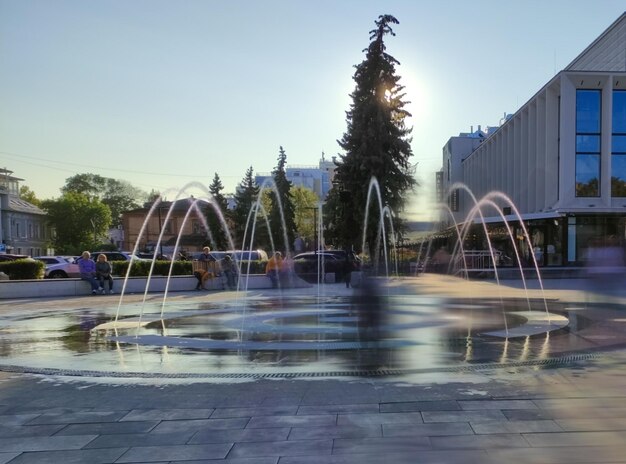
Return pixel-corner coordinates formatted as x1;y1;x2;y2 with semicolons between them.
193;246;217;290
265;251;284;288
221;255;238;290
78;251;100;295
96;253;114;294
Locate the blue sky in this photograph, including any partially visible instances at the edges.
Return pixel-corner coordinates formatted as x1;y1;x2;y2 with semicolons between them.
1;0;624;220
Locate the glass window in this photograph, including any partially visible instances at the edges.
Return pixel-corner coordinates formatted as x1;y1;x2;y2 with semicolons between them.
576;154;600;197
576;135;601;153
613;135;626;153
576;90;601;133
611;155;626;196
613;90;626;133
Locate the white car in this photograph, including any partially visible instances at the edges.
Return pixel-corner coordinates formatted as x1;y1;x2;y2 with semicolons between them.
34;256;80;278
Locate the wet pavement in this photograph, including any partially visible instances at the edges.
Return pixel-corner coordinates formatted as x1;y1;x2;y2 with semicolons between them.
1;274;626;463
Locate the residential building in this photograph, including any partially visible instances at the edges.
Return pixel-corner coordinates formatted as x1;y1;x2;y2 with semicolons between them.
439;12;626;267
255;154;335;199
0;168;52;256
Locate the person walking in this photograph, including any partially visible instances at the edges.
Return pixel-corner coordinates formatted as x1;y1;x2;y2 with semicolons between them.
265;251;284;288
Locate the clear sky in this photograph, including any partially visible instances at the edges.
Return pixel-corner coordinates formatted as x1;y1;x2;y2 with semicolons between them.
1;0;624;220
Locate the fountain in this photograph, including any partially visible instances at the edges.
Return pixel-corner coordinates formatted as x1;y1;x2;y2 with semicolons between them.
1;180;609;381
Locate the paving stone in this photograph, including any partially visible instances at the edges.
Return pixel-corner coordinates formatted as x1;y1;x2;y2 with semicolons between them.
538;407;626;419
210;406;297;419
379;400;460;413
228;439;332;458
555;418;626;431
179;459;278;464
383;422;474;437
26;411;126;425
85;431;194;449
246;414;336;428
297;404;379;415
0;453;20;464
189;427;290;444
278;450;491;464
523;430;626;447
0;424;65;438
532;398;626;409
120;408;214;421
337;412;423;426
502;408;555;421
3;448;128;464
55;420;159;436
422;410;506;423
459;399;538;410
331;436;431;454
288;425;382;440
430;433;529;449
0;414;40;426
151;417;249;434
0;434;97;452
116;443;233;462
487;444;626;463
470;420;562;434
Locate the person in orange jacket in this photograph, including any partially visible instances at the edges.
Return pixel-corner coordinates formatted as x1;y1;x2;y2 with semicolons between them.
265;251;284;288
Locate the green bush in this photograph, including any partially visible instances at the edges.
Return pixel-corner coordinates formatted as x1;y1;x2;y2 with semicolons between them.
0;259;45;280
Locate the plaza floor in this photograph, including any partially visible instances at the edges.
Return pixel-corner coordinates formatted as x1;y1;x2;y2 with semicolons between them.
1;274;626;463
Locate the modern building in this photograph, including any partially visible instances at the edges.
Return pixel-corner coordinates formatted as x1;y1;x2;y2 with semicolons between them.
439;12;626;267
0;168;52;256
255;154;335;199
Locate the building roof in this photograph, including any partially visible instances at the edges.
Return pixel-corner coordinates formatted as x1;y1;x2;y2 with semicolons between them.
7;197;46;215
565;12;626;72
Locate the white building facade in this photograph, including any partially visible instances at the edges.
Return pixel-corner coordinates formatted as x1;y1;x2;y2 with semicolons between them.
442;13;626;266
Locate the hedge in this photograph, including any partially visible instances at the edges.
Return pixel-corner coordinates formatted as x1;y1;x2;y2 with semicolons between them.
0;259;45;280
112;260;268;277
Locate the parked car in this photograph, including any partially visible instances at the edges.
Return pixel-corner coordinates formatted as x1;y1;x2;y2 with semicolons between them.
33;256;80;278
293;251;345;282
89;251;147;262
0;254;31;262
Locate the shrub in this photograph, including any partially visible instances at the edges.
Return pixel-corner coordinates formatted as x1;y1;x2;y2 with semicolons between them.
112;260;192;277
0;259;44;280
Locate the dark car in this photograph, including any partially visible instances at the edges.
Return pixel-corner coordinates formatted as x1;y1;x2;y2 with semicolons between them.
293;252;347;283
0;254;30;262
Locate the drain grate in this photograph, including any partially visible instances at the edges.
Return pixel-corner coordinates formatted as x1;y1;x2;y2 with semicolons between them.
0;353;601;380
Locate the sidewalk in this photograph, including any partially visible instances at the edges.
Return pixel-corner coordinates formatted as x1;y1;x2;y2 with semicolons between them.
1;276;625;463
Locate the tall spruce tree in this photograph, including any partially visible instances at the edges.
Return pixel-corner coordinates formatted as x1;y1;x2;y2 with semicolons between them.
231;166;260;249
206;172;229;250
268;146;297;253
326;14;416;254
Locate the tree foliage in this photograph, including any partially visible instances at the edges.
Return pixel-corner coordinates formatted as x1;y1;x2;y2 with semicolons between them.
325;14;416;254
291;185;319;246
268;146;297;253
61;173;146;227
231;166;260;249
19;185;41;207
41;192;112;254
206;172;229;250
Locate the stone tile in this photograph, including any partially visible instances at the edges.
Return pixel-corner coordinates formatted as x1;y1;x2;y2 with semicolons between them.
85;431;194;449
26;411;126;425
246;414;336;428
229;439;332;458
279;450;491;464
289;425;381;440
211;406;297;419
487;445;626;464
55;420;159;436
502;409;555;421
383;422;474;437
337;412;423;426
555;418;626;431
459;400;538;410
0;414;40;426
297;404;379;415
422;410;506;423
189;427;290;444
532;398;626;409
0;424;65;438
151;417;249;434
379;400;460;413
259;396;303;406
179;459;278;464
120;408;214;421
116;443;233;462
539;407;626;420
0;453;20;464
430;433;529;449
332;437;431;455
471;420;562;434
0;434;96;452
4;448;127;464
523;430;626;447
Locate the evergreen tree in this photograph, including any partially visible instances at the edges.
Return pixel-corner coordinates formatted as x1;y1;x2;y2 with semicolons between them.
206;172;229;250
326;14;416;254
231;166;260;249
268;146;297;253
